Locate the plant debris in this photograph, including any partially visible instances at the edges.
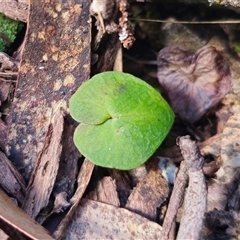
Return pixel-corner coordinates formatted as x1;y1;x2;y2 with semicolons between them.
157;45;231;123
161;136;207;240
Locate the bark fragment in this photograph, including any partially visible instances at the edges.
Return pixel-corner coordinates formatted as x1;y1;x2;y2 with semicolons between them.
52;159;95;240
0;0;28;22
87;176;120;207
125;159;169;221
0;151;26;204
0;188;53;240
6;0;91;182
62;198;162;240
22;110;64;219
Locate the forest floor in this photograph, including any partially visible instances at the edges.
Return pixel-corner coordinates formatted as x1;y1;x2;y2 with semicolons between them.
0;1;240;239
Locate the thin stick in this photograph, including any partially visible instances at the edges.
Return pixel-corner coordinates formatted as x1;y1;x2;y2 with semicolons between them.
176;136;207;240
161;160;188;240
129;18;240;24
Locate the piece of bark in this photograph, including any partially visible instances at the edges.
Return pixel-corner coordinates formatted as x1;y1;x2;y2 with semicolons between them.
52;192;71;214
0;151;26;204
39;191;71;226
0;0;28;22
202;161;219;177
215;105;232;133
198;133;222;159
22;110;64;219
128;164;147;186
108;169;132;206
92;32;120;74
87;176;120;207
52;159;95;240
0;52;19;72
159;133;222;178
0;81;11;103
207;179;228;212
6;0;91;182
53;115;80;199
159;145;183;164
0;118;7;150
176;137;207;240
62;198;162;240
0;188;53;240
207;113;240;211
0;217;27;240
125;159;169;221
203;210;240;240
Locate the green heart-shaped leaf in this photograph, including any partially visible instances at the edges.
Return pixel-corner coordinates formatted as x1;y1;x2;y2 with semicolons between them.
70;71;174;170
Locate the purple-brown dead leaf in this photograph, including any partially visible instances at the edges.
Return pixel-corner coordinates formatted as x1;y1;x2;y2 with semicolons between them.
157;45;231;123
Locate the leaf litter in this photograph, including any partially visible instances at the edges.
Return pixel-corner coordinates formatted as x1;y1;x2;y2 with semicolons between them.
1;1;240;239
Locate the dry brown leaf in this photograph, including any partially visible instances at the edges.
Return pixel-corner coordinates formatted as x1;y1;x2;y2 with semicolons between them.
157;45;231;123
62;198;162;239
0;188;53;240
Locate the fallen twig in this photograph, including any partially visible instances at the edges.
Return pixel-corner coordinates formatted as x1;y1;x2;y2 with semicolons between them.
161;136;207;240
161;158;188;240
176;136;207;240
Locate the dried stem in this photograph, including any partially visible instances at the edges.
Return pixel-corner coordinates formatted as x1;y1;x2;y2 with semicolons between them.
161;136;207;240
161;160;188;240
177;136;207;240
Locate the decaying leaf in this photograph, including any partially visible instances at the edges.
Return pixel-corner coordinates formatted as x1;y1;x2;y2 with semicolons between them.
157;45;231;123
62;198;162;239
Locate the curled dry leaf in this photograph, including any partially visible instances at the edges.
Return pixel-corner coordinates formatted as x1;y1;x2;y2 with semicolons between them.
157;45;231;123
